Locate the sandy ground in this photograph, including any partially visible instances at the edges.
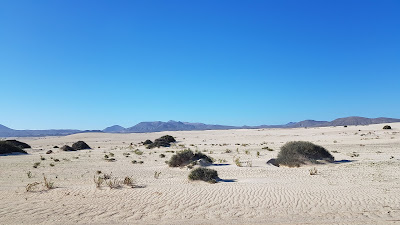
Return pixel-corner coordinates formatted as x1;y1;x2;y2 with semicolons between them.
1;123;400;225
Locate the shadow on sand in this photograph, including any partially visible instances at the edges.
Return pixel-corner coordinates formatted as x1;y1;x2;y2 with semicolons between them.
217;179;237;183
333;159;355;164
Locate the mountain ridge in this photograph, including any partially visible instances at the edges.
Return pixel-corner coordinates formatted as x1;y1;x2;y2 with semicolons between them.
1;116;399;137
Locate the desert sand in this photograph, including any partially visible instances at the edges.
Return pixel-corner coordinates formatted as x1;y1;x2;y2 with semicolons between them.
1;123;400;225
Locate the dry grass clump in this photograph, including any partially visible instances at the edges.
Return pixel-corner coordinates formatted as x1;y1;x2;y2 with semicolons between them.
309;167;318;175
168;149;213;167
94;173;136;189
188;168;219;183
276;141;334;167
26;174;54;192
26;182;41;192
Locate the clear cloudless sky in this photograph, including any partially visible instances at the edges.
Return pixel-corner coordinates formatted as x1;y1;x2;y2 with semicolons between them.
0;0;399;130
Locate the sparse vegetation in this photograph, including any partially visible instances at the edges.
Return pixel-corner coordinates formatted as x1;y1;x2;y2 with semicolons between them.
159;153;166;158
262;146;274;151
275;141;334;167
188;168;219;183
33;162;40;168
350;152;360;157
123;176;134;187
27;171;32;178
106;178;122;189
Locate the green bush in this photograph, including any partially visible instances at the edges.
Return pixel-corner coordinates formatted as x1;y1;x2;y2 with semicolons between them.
188;168;219;183
168;149;195;167
276;141;334;167
168;149;213;167
0;141;28;154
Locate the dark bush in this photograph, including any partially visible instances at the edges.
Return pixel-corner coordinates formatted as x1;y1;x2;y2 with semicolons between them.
0;141;28;155
5;140;31;149
147;140;170;149
60;145;75;151
168;149;213;167
193;152;213;164
168;149;194;167
156;135;176;143
53;146;59;148
72;141;91;150
143;139;153;145
383;125;392;130
147;135;176;149
46;150;53;154
188;168;219;183
276;141;334;167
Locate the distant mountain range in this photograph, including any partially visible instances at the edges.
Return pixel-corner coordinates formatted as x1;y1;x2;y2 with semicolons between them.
1;116;399;137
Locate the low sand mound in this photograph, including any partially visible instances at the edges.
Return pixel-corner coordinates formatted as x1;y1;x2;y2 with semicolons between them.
275;141;334;167
71;141;91;150
0;141;27;155
4;140;31;149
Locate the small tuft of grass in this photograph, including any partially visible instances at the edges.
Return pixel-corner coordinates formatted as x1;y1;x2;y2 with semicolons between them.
134;149;143;155
154;171;161;179
309;167;318;175
43;174;54;190
33;162;40;168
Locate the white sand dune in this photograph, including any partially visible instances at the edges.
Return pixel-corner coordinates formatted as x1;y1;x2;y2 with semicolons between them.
1;123;400;224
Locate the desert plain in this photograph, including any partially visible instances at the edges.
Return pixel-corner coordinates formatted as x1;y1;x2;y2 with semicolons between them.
1;122;400;225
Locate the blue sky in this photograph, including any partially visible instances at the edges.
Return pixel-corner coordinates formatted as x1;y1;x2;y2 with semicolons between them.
0;0;399;130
